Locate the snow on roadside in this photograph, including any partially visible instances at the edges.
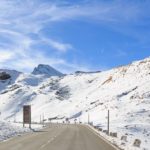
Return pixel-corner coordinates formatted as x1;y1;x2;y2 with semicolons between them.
88;123;150;150
0;121;43;142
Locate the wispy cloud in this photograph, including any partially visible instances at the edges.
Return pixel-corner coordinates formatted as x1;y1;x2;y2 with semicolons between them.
41;38;73;52
0;50;14;63
0;0;149;72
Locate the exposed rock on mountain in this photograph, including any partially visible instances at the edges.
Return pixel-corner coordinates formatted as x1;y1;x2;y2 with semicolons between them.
0;72;11;80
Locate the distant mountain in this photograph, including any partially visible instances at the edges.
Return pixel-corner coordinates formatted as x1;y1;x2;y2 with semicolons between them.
32;64;64;76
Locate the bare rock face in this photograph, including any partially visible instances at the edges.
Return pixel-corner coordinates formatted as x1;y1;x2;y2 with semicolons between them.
0;72;11;80
133;139;141;147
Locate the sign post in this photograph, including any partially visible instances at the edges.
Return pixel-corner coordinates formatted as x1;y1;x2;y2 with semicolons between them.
43;113;44;127
88;113;90;124
23;105;31;128
107;110;110;135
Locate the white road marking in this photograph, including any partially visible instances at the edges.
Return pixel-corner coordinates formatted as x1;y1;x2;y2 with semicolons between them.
39;137;55;149
39;126;65;149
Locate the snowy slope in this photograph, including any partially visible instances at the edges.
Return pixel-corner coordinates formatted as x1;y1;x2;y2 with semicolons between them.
0;57;150;149
32;64;64;76
0;69;21;91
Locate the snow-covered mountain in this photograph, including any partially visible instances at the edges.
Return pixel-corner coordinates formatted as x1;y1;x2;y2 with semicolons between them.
32;64;64;76
0;69;21;91
0;58;150;149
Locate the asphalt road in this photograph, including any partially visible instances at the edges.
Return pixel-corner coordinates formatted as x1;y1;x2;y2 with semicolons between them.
0;124;117;150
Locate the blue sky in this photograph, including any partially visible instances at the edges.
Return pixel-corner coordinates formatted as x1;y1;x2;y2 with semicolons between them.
0;0;150;73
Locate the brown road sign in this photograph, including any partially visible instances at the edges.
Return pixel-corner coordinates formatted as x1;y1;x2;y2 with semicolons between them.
23;105;31;124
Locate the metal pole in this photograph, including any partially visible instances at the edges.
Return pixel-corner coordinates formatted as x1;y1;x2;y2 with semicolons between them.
88;113;90;124
43;113;44;127
107;110;110;135
29;106;31;129
23;108;24;128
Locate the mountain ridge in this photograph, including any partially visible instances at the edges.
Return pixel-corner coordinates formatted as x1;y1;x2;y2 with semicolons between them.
32;64;64;77
0;57;150;149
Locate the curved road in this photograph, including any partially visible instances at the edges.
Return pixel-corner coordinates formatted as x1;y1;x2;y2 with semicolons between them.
0;124;117;150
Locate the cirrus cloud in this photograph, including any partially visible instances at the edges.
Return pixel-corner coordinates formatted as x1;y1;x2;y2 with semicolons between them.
0;0;149;72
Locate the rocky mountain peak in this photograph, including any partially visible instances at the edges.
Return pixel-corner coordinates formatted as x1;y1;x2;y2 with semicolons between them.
32;64;64;76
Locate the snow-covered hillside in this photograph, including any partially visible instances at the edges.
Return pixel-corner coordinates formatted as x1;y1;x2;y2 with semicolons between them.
0;58;150;149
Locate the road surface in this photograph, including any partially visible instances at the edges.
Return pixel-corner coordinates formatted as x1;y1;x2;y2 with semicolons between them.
0;124;117;150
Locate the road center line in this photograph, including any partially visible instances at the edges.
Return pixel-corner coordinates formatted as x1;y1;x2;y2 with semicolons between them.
39;126;65;149
39;137;55;149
